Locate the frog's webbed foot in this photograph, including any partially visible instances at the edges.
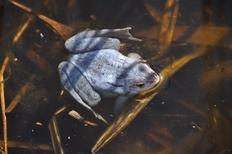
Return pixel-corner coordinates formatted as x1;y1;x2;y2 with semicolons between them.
74;27;141;41
58;62;108;124
104;27;142;42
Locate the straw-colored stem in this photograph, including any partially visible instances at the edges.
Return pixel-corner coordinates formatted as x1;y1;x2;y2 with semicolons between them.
0;55;10;154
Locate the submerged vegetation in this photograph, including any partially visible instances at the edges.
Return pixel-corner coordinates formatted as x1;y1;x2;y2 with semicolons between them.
0;0;232;153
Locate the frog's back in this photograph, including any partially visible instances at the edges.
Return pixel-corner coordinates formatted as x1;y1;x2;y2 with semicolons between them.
68;49;136;95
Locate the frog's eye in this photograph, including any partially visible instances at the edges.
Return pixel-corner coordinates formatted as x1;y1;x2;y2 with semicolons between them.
136;82;145;87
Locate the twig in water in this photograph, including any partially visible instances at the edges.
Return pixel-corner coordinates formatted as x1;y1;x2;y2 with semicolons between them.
0;54;11;154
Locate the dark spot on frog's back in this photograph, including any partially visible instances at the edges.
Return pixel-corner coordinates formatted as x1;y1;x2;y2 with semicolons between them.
118;72;127;79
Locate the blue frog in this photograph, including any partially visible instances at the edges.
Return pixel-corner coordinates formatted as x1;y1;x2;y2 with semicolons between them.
58;27;160;123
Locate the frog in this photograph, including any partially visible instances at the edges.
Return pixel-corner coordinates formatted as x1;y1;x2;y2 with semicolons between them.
58;27;160;124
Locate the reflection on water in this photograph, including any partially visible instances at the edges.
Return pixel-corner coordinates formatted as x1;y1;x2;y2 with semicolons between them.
0;0;232;154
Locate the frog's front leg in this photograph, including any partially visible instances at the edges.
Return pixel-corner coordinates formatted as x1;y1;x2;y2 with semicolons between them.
128;53;147;63
58;61;108;124
114;95;131;115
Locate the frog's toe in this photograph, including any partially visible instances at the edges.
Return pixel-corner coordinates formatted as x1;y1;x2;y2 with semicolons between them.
97;114;108;124
92;111;108;124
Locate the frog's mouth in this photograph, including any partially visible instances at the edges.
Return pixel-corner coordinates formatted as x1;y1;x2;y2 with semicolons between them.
107;82;124;87
148;72;161;85
152;74;161;85
148;71;170;94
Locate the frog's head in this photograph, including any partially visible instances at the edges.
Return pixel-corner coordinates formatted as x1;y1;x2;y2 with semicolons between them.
125;63;160;94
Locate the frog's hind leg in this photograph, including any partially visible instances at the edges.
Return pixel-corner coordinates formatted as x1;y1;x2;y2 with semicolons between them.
100;27;142;41
65;37;121;54
58;61;108;124
65;27;141;53
67;27;141;41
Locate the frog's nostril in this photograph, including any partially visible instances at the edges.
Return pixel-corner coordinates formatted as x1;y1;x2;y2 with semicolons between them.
148;72;160;84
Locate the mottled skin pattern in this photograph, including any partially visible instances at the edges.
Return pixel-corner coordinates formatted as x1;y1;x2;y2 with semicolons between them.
58;27;160;123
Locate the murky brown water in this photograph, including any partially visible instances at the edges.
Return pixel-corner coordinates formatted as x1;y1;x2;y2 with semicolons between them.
0;0;232;154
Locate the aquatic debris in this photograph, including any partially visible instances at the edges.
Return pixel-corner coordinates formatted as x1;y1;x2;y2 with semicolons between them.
25;50;52;73
143;0;162;22
49;115;64;154
13;16;33;44
0;54;11;154
9;0;74;40
69;110;84;121
68;110;98;127
5;74;35;113
157;0;179;54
